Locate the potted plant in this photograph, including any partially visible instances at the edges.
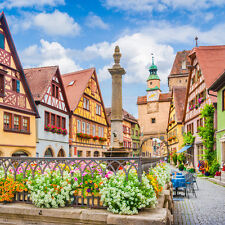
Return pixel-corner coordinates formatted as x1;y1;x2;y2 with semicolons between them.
178;163;184;171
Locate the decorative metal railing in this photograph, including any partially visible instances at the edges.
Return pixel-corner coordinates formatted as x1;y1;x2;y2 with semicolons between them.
0;156;164;208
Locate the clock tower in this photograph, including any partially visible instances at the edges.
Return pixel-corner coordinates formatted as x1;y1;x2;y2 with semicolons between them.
146;55;161;102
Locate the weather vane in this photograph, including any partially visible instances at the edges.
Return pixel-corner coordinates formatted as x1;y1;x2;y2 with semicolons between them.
195;36;198;47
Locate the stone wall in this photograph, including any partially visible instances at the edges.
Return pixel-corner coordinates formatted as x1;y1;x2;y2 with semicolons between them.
0;183;174;225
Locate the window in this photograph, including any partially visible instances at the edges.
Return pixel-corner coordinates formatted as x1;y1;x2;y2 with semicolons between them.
101;127;104;137
98;126;101;137
83;97;90;110
56;86;59;99
87;123;90;134
136;130;138;136
82;122;86;133
182;60;186;69
62;117;65;129
4;113;11;129
45;112;50;126
96;104;101;115
151;118;156;123
14;115;20;131
3;112;30;133
86;151;91;157
78;150;82;157
223;89;225;111
92;125;96;136
12;79;16;92
22;117;29;132
51;114;55;126
0;33;4;49
0;74;4;97
52;84;55;97
12;79;20;93
187;123;194;134
57;115;60;128
77;120;81;132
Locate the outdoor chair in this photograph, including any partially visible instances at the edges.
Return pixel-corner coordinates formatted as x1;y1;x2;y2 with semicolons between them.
192;174;199;190
185;173;197;198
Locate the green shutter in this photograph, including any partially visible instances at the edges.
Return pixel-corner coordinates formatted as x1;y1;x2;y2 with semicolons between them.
0;33;4;50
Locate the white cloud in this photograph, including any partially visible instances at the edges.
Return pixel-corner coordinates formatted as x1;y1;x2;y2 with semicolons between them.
85;13;109;30
103;0;225;12
8;10;80;37
0;0;64;9
21;39;82;73
34;10;80;36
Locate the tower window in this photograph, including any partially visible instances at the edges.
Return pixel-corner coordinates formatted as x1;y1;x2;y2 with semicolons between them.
150;82;152;85
182;60;186;69
151;118;156;123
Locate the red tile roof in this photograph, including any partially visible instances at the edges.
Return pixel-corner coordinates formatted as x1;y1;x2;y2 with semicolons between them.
190;46;225;90
106;107;138;125
62;68;95;111
137;96;147;105
169;50;191;77
172;86;186;123
24;66;58;101
137;92;171;105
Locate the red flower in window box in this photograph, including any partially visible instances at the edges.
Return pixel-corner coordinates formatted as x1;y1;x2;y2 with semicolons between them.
93;136;99;140
62;128;67;135
51;125;57;133
99;137;107;142
45;124;52;131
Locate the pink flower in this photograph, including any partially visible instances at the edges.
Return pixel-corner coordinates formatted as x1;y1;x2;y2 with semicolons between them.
74;177;78;181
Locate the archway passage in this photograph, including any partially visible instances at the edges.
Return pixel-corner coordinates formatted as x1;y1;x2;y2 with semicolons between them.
57;149;65;157
94;151;99;157
12;151;28;157
44;148;54;157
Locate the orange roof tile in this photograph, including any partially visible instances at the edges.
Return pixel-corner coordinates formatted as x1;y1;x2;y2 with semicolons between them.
137;96;147;105
190;45;225;91
172;86;186;123
106;107;138;125
159;93;172;102
169;50;191;77
24;66;58;101
62;68;95;111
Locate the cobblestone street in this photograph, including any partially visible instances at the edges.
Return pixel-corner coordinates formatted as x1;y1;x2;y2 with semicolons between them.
174;178;225;225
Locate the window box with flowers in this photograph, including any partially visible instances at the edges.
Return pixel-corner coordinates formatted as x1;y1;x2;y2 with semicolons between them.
99;137;107;142
76;133;92;139
93;136;100;140
44;124;68;135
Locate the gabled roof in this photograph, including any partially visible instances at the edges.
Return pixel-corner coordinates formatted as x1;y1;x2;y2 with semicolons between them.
62;68;109;125
172;86;186;123
208;70;225;92
62;68;95;111
169;50;191;77
0;12;39;117
137;92;171;105
24;66;70;112
106;107;138;125
189;45;225;90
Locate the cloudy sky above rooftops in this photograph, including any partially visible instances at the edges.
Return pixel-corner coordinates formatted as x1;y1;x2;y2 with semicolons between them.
3;0;225;117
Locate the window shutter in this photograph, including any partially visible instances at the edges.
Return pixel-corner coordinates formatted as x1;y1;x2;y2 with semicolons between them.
0;33;4;50
16;80;20;93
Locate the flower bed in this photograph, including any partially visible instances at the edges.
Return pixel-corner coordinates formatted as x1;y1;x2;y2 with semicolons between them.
0;162;170;215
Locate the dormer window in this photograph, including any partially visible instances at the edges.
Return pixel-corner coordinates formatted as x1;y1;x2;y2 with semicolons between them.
0;33;4;50
182;60;186;69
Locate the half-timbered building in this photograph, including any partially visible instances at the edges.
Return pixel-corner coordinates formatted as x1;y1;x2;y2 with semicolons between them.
24;66;70;157
183;45;225;168
62;68;109;157
0;12;39;157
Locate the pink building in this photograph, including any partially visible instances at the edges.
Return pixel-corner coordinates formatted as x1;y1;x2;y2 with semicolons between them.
183;46;225;168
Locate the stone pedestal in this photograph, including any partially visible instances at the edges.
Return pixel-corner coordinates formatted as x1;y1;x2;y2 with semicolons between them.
104;46;129;158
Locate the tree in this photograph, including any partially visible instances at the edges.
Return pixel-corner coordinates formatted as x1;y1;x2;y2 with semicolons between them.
198;104;216;166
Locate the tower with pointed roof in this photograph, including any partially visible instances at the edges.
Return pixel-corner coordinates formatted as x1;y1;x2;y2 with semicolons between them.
146;55;161;102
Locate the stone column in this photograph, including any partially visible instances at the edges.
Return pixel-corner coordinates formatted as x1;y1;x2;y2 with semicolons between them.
108;46;125;149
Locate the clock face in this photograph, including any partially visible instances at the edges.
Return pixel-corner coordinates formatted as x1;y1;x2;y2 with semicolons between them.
147;91;159;102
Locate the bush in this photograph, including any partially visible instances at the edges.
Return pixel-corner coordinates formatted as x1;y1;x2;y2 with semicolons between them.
178;153;186;164
172;153;177;165
209;159;220;176
178;164;184;171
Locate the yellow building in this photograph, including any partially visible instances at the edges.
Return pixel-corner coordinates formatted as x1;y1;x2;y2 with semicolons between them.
167;86;186;157
0;12;39;157
63;68;109;157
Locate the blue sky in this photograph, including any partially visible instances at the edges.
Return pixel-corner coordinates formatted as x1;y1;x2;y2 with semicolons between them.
2;0;225;117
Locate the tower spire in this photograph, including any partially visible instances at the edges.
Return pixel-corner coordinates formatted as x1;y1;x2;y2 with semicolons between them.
151;53;154;65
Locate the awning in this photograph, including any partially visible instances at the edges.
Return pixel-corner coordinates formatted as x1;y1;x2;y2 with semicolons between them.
177;145;192;153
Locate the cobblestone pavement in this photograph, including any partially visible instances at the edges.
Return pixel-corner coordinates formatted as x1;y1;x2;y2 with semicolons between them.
173;178;225;225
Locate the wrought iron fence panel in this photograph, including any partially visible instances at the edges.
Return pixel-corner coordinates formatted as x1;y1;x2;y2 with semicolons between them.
0;156;163;208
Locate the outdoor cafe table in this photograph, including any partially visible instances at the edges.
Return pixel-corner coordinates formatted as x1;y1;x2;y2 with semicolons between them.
172;176;186;196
